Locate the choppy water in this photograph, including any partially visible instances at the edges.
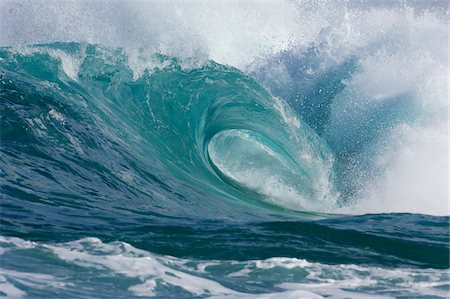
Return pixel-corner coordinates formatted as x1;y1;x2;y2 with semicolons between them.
1;1;449;298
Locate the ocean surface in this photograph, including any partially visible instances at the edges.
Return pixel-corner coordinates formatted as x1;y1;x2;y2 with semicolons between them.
0;1;449;298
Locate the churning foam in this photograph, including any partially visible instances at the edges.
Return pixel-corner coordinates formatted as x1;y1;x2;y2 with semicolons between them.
1;236;448;298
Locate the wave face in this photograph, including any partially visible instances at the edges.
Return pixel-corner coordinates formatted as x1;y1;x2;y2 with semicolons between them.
1;43;336;217
0;1;449;298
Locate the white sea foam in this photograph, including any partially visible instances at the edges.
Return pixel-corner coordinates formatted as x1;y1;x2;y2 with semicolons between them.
0;274;26;299
1;237;448;298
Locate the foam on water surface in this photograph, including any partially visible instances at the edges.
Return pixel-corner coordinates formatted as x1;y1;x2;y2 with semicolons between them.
1;236;448;298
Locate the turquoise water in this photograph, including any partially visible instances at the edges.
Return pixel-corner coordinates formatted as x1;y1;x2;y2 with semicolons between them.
1;42;448;298
1;1;449;298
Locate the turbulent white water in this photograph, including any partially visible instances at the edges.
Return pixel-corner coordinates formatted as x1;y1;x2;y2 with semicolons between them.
1;236;448;299
1;0;448;215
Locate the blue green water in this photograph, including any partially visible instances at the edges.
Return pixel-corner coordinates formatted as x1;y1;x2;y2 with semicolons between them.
2;0;450;295
0;41;448;298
